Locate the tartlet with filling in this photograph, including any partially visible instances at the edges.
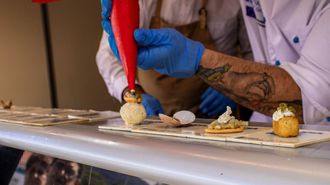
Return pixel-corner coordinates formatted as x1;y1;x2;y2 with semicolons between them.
205;106;248;134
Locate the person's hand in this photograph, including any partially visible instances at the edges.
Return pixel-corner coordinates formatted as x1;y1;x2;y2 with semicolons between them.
134;28;205;78
101;0;120;60
141;93;164;116
200;87;236;116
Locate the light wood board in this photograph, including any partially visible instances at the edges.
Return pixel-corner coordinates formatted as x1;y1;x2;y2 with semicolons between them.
0;107;120;126
99;118;330;148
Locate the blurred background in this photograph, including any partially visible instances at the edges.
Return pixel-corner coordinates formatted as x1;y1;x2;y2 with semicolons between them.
1;1;126;184
0;0;120;111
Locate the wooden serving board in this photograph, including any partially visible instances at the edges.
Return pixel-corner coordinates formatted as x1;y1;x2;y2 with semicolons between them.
228;130;330;147
0;107;120;126
98;118;330;148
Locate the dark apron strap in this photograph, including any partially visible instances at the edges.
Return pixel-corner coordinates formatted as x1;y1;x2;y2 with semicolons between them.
155;0;163;19
155;0;208;28
152;0;163;27
199;0;208;29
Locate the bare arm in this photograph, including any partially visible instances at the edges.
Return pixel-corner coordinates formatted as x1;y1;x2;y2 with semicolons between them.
198;49;302;121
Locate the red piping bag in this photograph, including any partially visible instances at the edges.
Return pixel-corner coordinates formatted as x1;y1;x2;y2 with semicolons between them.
111;0;139;91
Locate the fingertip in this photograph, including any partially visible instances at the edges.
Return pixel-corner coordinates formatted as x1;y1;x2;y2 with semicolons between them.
206;87;213;93
210;105;224;115
201;91;208;100
199;101;207;110
202;88;212;99
202;108;208;114
202;93;214;105
203;108;209;114
208;110;220;116
157;108;164;114
134;29;147;44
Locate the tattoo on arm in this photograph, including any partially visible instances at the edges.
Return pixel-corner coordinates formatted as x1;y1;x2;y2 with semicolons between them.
198;49;302;122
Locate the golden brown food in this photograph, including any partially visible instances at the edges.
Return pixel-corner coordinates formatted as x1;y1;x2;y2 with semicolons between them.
205;126;245;134
272;103;299;137
273;116;299;137
204;106;248;134
123;90;141;103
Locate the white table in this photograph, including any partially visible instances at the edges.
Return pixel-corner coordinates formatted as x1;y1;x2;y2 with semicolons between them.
1;119;330;185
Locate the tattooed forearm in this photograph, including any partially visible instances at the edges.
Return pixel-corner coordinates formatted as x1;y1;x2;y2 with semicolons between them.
225;71;275;101
198;64;231;82
198;49;303;121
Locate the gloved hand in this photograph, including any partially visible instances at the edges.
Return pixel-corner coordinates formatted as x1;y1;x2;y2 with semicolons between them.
135;28;205;78
141;93;164;116
101;0;120;60
200;87;236;116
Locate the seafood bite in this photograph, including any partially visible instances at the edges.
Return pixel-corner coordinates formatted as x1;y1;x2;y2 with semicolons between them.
173;111;196;125
205;106;248;134
120;90;146;125
159;110;195;127
159;114;180;125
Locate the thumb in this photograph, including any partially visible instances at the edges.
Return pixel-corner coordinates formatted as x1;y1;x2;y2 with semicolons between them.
134;28;170;46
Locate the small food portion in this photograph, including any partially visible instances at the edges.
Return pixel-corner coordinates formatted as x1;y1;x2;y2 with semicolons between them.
120;90;146;125
159;110;195;126
1;100;13;110
205;106;248;134
173;111;196;125
272;103;299;137
159;114;180;125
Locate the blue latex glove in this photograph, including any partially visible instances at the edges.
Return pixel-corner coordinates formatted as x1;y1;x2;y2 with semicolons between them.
200;87;236;116
141;93;164;116
101;0;121;60
134;28;205;78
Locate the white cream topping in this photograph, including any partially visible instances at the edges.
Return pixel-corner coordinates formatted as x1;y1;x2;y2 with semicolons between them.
217;106;235;123
272;108;295;121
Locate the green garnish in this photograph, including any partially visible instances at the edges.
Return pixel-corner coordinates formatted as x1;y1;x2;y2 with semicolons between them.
288;106;296;113
277;103;296;113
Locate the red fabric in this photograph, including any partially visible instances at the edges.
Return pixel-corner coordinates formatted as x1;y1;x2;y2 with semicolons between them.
32;0;60;3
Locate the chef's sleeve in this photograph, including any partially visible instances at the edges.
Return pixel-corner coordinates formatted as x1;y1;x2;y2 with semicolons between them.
280;10;330;123
96;31;134;103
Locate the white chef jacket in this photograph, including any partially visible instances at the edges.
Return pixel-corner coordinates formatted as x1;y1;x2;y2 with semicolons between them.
96;0;251;103
240;0;330;123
